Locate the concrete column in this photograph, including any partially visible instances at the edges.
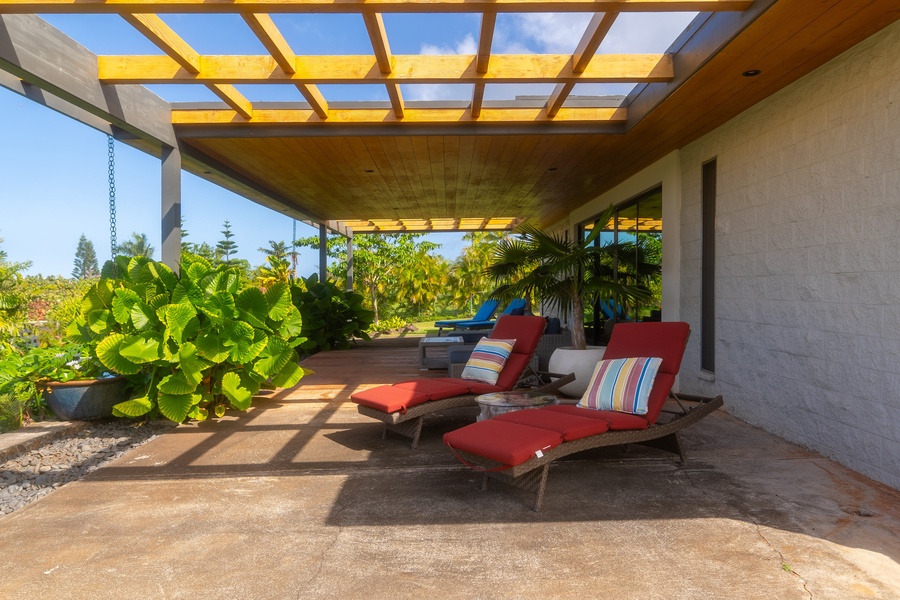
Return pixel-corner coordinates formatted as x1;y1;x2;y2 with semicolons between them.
319;224;327;280
161;144;181;274
346;235;354;291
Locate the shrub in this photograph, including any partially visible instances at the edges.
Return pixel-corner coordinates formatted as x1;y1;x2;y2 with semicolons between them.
68;254;310;422
367;315;408;334
291;274;373;353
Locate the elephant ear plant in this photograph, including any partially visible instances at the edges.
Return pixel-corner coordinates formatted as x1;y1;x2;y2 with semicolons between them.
68;254;310;422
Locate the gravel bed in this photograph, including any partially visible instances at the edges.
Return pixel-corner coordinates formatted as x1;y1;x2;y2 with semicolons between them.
0;420;176;516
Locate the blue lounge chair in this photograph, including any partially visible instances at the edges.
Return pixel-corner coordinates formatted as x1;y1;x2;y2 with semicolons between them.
454;298;527;330
434;299;500;334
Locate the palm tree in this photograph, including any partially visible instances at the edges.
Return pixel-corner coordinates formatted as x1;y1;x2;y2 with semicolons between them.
447;232;507;313
486;205;652;351
117;232;154;258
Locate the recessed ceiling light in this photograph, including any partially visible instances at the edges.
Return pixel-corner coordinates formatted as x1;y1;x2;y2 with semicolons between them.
742;69;762;77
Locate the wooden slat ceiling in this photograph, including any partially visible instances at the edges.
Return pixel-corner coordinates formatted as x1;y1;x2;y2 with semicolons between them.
4;0;899;234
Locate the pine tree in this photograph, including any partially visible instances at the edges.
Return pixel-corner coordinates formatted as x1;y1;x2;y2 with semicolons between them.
72;234;100;279
216;220;239;264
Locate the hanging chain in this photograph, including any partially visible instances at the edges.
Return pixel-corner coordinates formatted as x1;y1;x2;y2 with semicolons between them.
107;135;118;259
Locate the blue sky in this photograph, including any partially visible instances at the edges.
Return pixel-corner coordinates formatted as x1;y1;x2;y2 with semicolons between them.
0;11;695;277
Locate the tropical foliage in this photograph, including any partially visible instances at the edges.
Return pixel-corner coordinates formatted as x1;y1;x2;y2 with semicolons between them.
486;205;655;350
117;232;155;258
447;232;509;313
295;233;447;323
0;238;31;351
67;254;310;423
290;274;374;352
254;241;293;288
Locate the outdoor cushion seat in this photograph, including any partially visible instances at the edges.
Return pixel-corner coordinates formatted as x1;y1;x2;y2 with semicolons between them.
393;379;471;399
351;386;430;414
351;315;575;448
452;299;528;330
433;299;500;333
543;405;650;430
429;378;505;395
494;409;610;441
444;321;725;510
443;420;563;467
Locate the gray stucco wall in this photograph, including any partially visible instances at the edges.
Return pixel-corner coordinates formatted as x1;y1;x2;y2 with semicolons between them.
678;21;900;489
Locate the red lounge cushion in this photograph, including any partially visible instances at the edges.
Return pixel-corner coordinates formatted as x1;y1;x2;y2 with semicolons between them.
351;386;429;414
393;379;470;400
643;373;675;425
544;404;649;430
492;315;546;355
495;353;531;390
432;378;505;395
494;409;610;441
444;420;563;467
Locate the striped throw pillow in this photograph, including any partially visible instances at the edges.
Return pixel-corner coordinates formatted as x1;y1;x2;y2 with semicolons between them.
577;357;663;415
460;338;516;385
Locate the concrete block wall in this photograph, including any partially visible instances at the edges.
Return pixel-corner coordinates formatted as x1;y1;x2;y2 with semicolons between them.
679;21;900;489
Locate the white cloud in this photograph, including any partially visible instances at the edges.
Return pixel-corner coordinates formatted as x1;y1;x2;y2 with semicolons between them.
599;12;698;54
407;35;478;101
405;14;699;102
420;34;477;56
509;13;594;54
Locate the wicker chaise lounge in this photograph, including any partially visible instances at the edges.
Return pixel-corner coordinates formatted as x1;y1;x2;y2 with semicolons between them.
351;315;574;449
443;322;724;510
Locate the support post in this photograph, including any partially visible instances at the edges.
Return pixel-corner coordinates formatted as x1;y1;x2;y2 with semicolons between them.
161;144;182;274
319;223;328;281
346;235;354;292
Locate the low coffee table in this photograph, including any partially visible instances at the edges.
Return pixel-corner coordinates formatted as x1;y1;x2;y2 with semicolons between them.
474;390;557;421
418;336;464;369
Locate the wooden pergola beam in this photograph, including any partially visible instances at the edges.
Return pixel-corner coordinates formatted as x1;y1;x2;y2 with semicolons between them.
241;13;328;118
546;11;618;117
0;14;176;146
122;14;200;72
98;53;674;84
471;12;496;118
172;106;628;124
123;14;254;118
0;0;755;14
476;13;496;73
242;13;295;72
361;12;404;118
208;83;253;118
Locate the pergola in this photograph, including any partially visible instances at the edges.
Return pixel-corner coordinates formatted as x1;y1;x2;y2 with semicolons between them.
1;0;897;268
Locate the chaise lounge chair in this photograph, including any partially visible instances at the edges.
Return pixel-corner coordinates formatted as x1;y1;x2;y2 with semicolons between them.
443;321;724;510
351;315;575;449
452;298;528;330
433;299;500;334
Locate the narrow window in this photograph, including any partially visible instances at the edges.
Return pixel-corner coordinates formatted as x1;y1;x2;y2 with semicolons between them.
701;159;716;372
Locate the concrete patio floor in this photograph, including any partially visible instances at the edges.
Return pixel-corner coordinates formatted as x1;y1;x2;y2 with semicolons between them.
0;334;898;599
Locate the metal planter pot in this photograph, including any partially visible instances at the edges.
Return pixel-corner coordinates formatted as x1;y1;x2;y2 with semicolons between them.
41;377;127;421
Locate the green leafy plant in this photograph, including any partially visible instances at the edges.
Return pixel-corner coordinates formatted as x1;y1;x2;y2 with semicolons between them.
68;253;310;423
367;315;408;334
0;343;106;427
487;205;656;350
291;274;373;353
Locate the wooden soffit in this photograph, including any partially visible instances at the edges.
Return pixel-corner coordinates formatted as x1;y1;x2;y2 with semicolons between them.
1;1;898;233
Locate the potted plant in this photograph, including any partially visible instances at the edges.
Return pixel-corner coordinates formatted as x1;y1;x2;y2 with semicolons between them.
1;343;126;421
486;205;654;396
